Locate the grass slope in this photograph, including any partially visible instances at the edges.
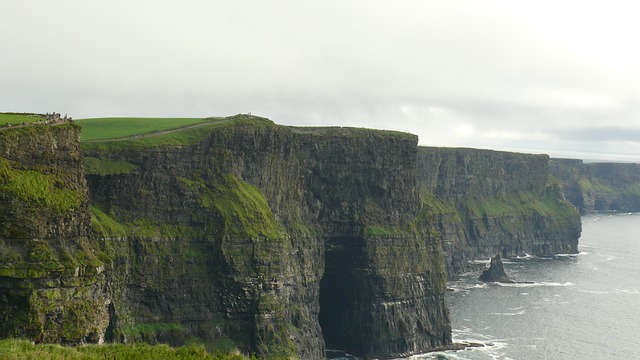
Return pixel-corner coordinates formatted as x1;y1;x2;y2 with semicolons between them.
81;115;274;154
76;117;210;141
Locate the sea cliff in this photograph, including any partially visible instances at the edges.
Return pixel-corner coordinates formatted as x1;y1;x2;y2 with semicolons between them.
417;148;581;278
84;117;450;359
0;124;110;343
550;158;640;213
0;115;583;359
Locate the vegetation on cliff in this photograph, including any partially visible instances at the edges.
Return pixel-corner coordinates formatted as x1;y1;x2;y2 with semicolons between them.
77;117;209;141
177;174;286;239
0;113;46;125
0;123;114;345
0;113;582;359
550;159;640;212
79;115;275;155
416;148;581;278
465;188;578;222
0;338;254;360
0;157;82;213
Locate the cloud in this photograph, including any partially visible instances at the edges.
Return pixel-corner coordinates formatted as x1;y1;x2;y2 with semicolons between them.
1;1;640;161
554;127;640;143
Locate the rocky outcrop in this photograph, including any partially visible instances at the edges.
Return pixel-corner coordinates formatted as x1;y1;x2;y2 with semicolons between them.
478;254;512;283
550;158;640;213
0;124;110;344
417;147;581;278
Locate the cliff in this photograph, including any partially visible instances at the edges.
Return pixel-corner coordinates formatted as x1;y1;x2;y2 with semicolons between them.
550;158;640;213
417;147;581;278
0;115;583;359
0;124;110;343
83;116;451;359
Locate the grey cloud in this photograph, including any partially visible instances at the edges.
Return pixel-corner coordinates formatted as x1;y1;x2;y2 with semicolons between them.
2;1;640;161
553;127;640;143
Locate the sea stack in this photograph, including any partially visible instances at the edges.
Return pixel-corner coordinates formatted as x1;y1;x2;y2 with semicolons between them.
479;254;513;283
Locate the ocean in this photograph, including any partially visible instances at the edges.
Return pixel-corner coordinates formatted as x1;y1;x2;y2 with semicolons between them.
405;212;640;359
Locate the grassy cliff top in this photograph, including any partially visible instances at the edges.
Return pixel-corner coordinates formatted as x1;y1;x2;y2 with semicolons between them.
80;114;273;153
76;117;211;141
80;114;417;154
289;125;417;142
0;113;47;125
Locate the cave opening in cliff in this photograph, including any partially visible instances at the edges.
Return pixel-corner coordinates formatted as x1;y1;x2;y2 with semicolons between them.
319;269;349;351
318;238;364;353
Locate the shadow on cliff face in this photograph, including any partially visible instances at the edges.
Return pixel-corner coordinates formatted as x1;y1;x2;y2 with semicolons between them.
318;237;363;355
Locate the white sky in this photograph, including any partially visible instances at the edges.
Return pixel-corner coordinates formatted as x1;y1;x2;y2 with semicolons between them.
2;1;640;161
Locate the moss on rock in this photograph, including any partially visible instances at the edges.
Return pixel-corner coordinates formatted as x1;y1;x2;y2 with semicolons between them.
0;157;81;213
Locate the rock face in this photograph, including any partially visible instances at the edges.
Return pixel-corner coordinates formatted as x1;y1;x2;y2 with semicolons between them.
550;158;640;213
0;124;110;343
84;117;451;359
417;147;582;278
478;254;512;283
0;116;584;359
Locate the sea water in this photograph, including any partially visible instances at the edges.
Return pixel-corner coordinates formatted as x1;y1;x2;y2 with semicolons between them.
404;212;640;359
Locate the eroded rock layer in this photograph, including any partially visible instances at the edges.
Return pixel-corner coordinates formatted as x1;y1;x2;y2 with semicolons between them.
85;118;451;359
0;124;110;343
0;116;584;359
417;147;581;278
550;158;640;213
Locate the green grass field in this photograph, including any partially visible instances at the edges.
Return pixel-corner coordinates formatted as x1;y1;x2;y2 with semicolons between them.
0;339;253;360
0;113;45;125
80;115;274;155
75;117;212;141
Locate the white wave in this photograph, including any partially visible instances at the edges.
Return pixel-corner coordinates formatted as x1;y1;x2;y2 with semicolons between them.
490;309;526;316
446;287;466;293
515;252;533;259
554;253;580;257
617;288;640;294
453;326;474;335
403;337;510;360
446;282;488;293
469;259;491;265
579;289;610;294
493;281;574;288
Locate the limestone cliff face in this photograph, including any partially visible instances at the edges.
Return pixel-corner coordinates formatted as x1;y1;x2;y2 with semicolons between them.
550;158;640;213
84;118;451;359
0;116;584;359
417;148;581;278
87;122;324;359
0;125;110;344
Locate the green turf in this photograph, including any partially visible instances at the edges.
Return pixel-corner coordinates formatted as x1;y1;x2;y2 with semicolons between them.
0;113;46;125
75;117;211;141
81;115;274;154
0;338;254;359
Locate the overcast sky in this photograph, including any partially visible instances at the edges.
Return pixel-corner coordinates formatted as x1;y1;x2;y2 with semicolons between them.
2;1;640;161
